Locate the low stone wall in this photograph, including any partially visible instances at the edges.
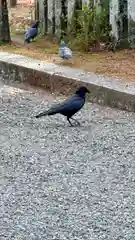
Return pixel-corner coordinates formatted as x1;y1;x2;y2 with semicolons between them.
0;52;135;112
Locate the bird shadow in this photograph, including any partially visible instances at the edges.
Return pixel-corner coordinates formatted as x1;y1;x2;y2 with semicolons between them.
27;117;93;132
39;122;93;131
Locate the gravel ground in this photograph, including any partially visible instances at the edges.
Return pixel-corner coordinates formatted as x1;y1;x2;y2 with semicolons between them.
0;81;135;240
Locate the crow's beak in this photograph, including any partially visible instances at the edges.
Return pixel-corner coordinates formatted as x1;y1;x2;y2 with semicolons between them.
87;89;90;93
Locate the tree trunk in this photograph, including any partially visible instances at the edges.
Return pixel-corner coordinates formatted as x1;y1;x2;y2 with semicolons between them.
0;0;11;43
8;0;17;8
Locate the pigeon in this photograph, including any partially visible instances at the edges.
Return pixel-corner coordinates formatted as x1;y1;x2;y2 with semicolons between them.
59;40;72;60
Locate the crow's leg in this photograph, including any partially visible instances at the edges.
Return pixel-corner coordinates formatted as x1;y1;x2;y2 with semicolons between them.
25;39;31;44
32;34;37;42
70;117;80;126
31;37;35;42
67;117;74;127
67;117;80;126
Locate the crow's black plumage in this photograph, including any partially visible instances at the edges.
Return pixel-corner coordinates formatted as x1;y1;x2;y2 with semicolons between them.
25;20;40;43
35;86;90;126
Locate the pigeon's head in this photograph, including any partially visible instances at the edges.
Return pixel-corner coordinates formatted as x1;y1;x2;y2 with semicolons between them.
60;40;66;47
75;86;90;98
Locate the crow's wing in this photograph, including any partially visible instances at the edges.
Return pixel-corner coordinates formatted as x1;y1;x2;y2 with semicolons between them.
25;27;38;39
35;95;85;118
49;94;85;115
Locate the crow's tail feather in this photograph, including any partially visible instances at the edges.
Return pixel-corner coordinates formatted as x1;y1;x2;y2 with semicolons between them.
35;109;57;118
25;39;30;44
35;111;48;118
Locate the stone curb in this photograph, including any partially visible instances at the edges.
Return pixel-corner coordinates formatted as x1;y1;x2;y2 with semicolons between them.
0;51;135;112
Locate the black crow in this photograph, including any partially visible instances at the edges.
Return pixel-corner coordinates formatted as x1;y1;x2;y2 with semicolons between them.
25;20;40;43
35;86;90;126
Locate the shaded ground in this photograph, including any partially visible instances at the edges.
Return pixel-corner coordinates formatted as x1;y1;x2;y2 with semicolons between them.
0;80;135;239
5;5;135;82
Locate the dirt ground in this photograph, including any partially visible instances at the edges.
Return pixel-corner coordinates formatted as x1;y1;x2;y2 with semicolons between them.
9;5;35;34
4;5;135;82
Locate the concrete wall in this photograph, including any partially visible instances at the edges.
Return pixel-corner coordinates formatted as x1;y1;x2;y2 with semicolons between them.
1;52;135;112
